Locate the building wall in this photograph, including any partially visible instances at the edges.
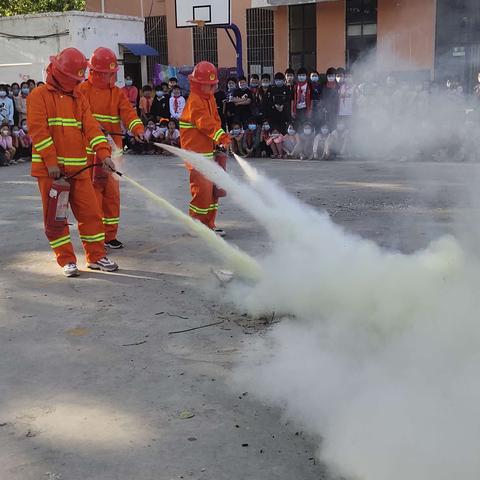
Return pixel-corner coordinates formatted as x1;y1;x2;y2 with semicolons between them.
0;12;144;84
86;0;165;17
377;0;436;74
316;0;345;73
274;6;289;73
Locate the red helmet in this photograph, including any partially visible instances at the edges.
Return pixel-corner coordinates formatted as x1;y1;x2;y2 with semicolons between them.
189;61;218;85
49;47;87;82
89;47;119;73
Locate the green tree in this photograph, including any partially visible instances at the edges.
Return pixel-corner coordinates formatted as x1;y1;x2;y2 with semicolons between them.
0;0;85;16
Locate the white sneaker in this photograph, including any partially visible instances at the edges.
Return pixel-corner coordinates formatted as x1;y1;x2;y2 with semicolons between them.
87;256;119;272
63;263;79;277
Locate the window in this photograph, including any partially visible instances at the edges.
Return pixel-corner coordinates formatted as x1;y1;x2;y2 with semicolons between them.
145;16;169;81
193;26;218;66
346;0;378;67
247;8;274;76
289;4;317;72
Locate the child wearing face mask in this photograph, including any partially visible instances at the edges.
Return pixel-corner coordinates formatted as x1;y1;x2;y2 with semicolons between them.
292;67;313;128
0;85;14;126
313;125;330;160
225;77;238;129
0;125;16;164
10;125;25;163
325;121;349;159
18;120;32;161
242;119;261;157
256;73;272;121
282;124;300;158
15;82;29;125
169;85;186;121
269;72;292;131
122;76;139;108
298;122;315;160
151;83;170;121
11;83;20;125
337;69;354;126
265;127;285;159
229;121;245;156
321;67;339;130
259;121;273;157
249;74;260;95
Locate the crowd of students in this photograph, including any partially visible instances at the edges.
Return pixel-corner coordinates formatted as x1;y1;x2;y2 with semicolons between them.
0;80;36;166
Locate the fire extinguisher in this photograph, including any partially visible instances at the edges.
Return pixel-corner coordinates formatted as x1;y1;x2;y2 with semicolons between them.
92;133;117;188
45;177;70;237
213;150;228;198
92;161;109;188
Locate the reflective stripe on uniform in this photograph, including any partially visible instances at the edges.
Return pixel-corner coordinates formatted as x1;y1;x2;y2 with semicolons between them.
128;119;143;130
34;136;54;151
57;156;88;166
202;152;215;159
49;234;71;249
179;121;196;129
80;232;105;243
90;135;108;148
31;154;42;163
86;147;94;154
93;113;120;123
213;128;225;142
189;203;218;215
103;217;120;225
47;117;82;128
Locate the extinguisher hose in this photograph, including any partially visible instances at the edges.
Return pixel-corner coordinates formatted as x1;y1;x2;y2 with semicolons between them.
64;163;123;181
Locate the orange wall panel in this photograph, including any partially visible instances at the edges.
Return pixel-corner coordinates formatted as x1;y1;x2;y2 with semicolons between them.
377;0;436;72
316;0;346;73
274;6;289;73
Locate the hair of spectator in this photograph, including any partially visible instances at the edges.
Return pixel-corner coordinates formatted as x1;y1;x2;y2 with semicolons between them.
227;77;237;84
250;74;259;80
238;76;247;82
261;73;271;80
143;85;152;91
297;67;307;75
285;68;294;75
274;72;285;80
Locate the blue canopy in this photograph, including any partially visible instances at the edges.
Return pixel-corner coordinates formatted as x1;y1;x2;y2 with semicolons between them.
120;43;159;56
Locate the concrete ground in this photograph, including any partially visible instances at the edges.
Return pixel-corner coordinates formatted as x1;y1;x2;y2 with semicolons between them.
0;154;477;480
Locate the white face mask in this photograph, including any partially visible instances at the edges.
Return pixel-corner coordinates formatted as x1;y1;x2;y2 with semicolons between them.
125;80;133;86
287;128;295;135
0;91;7;97
1;129;9;136
156;91;163;97
248;124;257;131
311;76;319;83
261;82;270;88
297;75;307;82
304;128;312;135
12;130;19;136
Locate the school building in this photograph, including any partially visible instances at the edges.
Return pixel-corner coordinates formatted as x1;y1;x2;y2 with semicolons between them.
85;0;480;89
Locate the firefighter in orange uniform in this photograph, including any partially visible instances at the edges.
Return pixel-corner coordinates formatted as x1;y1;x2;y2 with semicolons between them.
79;47;145;250
28;47;119;277
179;61;231;236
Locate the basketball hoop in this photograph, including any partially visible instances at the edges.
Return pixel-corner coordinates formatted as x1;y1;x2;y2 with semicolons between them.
188;19;207;31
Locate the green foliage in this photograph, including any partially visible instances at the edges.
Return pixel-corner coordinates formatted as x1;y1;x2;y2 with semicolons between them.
0;0;85;16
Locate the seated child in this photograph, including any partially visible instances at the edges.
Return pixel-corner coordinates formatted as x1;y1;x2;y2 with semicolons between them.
0;125;16;165
259;120;273;157
265;127;285;158
164;120;181;147
325;120;349;160
313;124;330;160
18;120;32;161
229;121;245;156
242;119;260;157
283;123;300;158
298;122;315;160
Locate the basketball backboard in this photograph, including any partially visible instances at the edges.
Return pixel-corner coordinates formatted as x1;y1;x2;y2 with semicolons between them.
175;0;231;28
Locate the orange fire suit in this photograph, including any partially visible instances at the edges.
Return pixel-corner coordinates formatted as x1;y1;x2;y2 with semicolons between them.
78;82;144;242
28;83;111;267
179;87;229;229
